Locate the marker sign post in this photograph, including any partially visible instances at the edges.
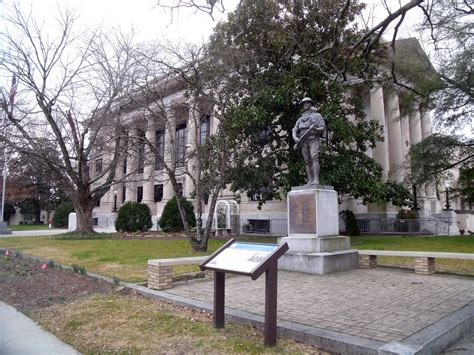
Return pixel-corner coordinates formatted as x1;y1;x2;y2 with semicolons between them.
200;239;289;346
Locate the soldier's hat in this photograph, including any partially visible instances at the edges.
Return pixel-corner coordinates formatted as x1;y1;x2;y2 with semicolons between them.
301;97;313;104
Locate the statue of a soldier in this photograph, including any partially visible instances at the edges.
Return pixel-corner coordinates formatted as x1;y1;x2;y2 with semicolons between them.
292;97;326;185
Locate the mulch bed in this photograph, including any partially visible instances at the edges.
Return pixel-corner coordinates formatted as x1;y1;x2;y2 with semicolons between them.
0;253;118;312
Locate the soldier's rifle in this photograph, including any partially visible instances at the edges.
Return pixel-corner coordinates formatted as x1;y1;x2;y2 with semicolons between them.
293;121;325;151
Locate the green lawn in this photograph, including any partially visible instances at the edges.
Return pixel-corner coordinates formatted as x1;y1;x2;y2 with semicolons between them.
351;235;474;274
0;234;277;283
8;224;53;231
0;234;472;282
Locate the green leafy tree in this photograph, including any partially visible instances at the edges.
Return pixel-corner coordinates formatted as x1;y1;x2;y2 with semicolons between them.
3;201;16;224
410;134;474;207
339;210;360;236
52;201;75;228
203;0;409;206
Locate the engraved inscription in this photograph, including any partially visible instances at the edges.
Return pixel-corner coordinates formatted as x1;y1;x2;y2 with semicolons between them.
289;192;316;234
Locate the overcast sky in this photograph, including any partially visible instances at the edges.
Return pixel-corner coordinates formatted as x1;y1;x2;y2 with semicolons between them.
0;0;424;45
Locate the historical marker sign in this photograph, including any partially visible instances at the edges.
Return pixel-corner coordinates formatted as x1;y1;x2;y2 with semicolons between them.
201;239;289;346
289;192;316;234
205;242;279;274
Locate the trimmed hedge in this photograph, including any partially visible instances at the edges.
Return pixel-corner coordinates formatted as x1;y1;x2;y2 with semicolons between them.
53;201;75;228
115;202;153;232
159;197;196;232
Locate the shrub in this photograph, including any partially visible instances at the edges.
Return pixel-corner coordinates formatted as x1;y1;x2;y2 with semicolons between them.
159;197;196;232
53;201;75;228
339;210;360;236
115;202;152;232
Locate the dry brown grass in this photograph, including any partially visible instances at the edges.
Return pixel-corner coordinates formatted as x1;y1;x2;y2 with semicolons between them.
33;292;331;354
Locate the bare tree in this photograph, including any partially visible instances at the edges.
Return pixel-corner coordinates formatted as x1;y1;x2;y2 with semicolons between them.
118;41;243;251
0;4;139;233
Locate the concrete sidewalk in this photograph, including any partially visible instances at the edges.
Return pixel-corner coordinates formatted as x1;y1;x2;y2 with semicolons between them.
10;229;68;237
0;302;79;355
0;227;115;237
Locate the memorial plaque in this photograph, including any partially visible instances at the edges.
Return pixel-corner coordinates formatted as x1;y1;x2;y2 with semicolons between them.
289;192;316;234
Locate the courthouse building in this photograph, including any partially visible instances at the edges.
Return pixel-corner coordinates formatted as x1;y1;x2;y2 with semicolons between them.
92;38;472;235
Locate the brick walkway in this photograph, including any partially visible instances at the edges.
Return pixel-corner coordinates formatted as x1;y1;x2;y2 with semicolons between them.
167;268;474;343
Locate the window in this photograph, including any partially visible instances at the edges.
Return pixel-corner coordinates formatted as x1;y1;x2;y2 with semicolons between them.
203;193;209;205
155;130;165;170
175;123;186;167
123;158;127;174
122;186;126;203
176;183;183;198
96;158;103;175
137;186;143;203
199;115;211;145
137;130;146;174
96;198;101;207
154;184;163;202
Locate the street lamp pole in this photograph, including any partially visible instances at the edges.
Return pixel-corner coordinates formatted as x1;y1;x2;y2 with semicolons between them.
411;184;420;211
444;183;451;211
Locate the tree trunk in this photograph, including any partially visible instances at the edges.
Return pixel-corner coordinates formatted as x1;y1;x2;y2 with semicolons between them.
35;208;41;224
74;199;95;234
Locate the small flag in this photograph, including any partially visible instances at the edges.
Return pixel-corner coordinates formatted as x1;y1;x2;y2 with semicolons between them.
9;74;17;107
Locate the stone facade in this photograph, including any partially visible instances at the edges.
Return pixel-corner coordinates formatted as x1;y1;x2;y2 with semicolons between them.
91;39;469;233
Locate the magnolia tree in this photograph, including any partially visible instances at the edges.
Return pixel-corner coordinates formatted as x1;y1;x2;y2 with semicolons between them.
0;5;140;233
140;0;424;251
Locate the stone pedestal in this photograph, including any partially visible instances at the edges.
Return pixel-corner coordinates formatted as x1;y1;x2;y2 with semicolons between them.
279;186;358;275
0;221;12;235
439;210;460;236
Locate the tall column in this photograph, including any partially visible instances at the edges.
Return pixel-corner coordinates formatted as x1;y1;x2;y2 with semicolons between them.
368;87;389;214
125;127;137;202
143;117;156;213
384;89;404;182
409;104;422;146
409;103;426;211
162;107;176;201
420;106;432;139
370;87;390;180
420;106;438;213
111;161;124;211
184;100;198;198
400;114;411;161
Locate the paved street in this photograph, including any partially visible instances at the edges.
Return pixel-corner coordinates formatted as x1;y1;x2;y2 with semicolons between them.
168;268;474;344
0;302;79;355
